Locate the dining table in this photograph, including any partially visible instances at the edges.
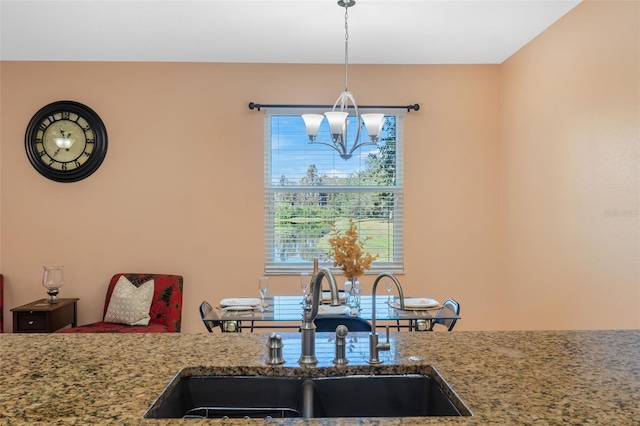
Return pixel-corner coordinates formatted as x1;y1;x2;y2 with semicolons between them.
203;295;460;333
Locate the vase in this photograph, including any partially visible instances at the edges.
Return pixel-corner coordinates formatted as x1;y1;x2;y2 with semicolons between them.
42;266;64;303
344;278;360;308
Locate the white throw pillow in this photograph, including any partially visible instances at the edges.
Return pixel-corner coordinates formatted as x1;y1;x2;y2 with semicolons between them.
104;276;154;326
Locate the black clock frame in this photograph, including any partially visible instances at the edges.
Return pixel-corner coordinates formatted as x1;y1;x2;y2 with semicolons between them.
25;100;108;183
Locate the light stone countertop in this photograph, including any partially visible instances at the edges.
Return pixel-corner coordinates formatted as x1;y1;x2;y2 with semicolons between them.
1;330;639;424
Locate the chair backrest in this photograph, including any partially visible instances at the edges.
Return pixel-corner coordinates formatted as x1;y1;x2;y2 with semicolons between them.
314;315;372;332
199;301;221;332
431;298;460;331
103;273;184;332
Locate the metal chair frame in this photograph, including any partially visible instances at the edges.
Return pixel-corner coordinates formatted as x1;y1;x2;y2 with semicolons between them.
199;301;221;332
429;298;460;331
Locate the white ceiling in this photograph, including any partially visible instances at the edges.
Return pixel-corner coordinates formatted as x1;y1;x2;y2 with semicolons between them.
0;0;581;64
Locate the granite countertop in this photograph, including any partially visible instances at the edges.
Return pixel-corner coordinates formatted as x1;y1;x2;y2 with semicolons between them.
1;330;639;424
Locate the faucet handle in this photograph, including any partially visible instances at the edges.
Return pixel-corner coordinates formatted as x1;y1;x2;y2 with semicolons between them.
385;325;390;343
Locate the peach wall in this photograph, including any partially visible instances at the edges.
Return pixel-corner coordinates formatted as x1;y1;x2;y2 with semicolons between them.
499;0;640;329
0;62;501;332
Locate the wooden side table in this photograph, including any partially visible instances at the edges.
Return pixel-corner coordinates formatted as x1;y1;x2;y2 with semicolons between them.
11;298;79;333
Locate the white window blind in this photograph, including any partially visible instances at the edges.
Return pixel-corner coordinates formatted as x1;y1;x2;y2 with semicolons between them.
264;107;405;274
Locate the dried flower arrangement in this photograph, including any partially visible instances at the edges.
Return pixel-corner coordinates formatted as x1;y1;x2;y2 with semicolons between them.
327;219;379;280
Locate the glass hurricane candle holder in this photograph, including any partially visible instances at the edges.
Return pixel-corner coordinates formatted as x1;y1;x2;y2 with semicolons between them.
42;266;64;303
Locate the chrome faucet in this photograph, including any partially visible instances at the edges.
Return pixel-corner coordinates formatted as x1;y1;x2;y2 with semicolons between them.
368;273;405;364
298;268;340;366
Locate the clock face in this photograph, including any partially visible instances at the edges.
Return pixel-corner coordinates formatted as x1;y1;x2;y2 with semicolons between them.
25;101;108;182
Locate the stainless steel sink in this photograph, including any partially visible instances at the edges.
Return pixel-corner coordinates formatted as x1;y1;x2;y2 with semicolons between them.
308;374;469;418
145;375;305;419
144;370;472;419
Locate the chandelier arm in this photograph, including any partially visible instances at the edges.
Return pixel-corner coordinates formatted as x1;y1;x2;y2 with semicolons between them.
331;92;349;152
332;93;345;111
346;140;379;157
309;140;348;155
346;92;362;148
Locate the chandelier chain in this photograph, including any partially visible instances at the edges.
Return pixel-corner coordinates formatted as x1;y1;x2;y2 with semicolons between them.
344;5;349;92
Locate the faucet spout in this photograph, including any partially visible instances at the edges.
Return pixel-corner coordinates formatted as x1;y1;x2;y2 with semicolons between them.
368;273;405;364
299;268;340;366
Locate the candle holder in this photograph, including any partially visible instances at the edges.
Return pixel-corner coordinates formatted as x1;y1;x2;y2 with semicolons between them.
42;266;64;303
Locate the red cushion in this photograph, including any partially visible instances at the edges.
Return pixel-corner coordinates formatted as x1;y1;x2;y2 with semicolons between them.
62;320;168;333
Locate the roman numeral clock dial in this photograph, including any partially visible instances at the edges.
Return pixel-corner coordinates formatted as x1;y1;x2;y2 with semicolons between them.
25;101;108;182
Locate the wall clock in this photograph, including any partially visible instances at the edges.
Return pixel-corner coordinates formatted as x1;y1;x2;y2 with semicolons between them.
25;100;108;182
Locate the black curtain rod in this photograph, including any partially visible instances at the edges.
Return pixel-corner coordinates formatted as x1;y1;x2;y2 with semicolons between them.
248;102;419;112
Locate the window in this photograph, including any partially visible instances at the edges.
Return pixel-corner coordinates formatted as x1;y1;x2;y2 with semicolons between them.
264;107;404;274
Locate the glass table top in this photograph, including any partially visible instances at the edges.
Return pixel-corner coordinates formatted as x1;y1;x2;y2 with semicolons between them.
204;295;459;328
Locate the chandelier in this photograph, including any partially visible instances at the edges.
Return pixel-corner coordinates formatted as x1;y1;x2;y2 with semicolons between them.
301;0;386;160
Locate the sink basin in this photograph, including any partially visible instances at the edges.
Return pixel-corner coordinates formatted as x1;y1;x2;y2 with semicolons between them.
145;375;305;419
309;374;467;418
144;369;472;419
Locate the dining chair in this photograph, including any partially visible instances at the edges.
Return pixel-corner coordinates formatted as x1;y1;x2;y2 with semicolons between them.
200;301;221;332
314;315;372;332
429;298;460;331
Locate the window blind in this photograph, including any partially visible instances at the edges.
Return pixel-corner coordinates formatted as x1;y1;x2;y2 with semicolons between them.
264;107;405;274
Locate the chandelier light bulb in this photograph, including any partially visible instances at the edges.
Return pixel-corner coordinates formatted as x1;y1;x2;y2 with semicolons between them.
361;113;385;142
301;114;324;141
325;111;349;142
